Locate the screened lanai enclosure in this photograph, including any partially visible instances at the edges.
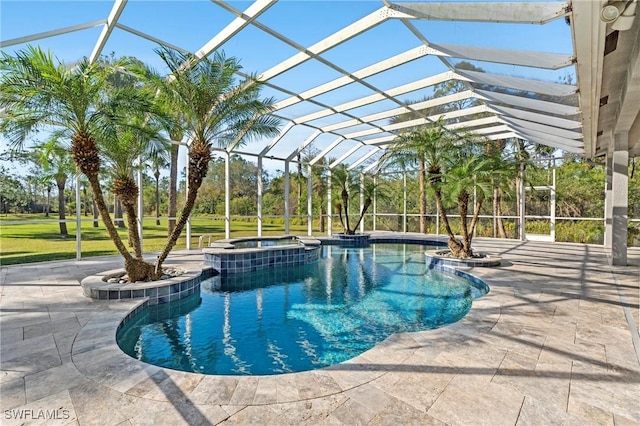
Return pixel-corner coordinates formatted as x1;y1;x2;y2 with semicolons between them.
1;0;638;265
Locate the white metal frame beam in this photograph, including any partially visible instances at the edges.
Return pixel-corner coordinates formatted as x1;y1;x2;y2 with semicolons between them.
416;42;574;70
330;144;364;168
489;105;582;130
348;149;379;171
0;20;106;48
389;1;569;24
475;89;580;116
285;130;322;161
570;0;606;158
273;45;435;111
90;0;127;64
294;71;455;124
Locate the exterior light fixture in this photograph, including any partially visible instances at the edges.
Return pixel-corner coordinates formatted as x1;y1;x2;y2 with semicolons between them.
601;2;625;22
600;0;638;31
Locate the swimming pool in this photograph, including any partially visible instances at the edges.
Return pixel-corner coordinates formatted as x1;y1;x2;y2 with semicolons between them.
117;244;488;375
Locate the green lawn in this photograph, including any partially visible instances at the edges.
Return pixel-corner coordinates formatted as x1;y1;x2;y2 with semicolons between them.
0;214;311;266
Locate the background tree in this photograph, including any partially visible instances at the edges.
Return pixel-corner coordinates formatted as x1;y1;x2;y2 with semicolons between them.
331;164;382;235
34;136;76;235
146;139;170;225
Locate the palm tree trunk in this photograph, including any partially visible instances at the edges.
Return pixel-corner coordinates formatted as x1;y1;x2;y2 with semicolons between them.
115;199;125;229
492;185;498;238
56;178;68;236
434;188;463;256
86;174;133;262
352;199;371;232
154;169;161;226
156;176;202;269
336;203;346;233
120;197;143;259
468;197;483;250
458;192;473;258
156;142;211;271
496;189;507;238
319;200;325;233
341;189;351;234
92;198;99;228
71;131;153;280
46;186;51;217
83;186;90;216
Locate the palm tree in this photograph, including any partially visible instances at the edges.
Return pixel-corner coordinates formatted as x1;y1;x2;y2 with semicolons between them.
135;47;281;272
331;165;383;235
331;164;354;234
441;144;502;257
34;136;76;236
351;175;380;232
383;121;471;255
389;100;442;233
0;46;160;280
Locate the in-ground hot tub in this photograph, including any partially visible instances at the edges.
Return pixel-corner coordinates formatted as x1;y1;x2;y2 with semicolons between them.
203;235;321;275
231;236;300;249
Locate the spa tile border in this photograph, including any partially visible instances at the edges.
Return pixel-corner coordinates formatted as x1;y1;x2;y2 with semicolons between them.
203;241;321;275
81;266;215;304
425;250;502;268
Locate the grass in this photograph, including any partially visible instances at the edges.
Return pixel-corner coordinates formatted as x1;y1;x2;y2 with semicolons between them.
0;214;310;266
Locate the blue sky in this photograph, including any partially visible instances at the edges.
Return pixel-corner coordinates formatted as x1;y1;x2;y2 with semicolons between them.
0;0;576;176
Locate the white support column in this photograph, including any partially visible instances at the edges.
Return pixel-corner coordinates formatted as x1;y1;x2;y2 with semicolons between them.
359;173;365;234
327;169;332;236
604;150;614;247
373;175;377;231
225;152;231;239
185;157;191;249
257;156;263;237
519;163;526;241
307;164;313;236
611;132;629;266
137;157;144;253
75;176;81;260
403;172;407;233
551;167;556;242
284;160;290;235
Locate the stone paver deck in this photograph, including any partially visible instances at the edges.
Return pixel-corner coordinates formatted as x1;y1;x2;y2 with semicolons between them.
1;236;639;425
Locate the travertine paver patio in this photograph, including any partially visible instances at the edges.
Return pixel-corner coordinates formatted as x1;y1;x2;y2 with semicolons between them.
1;236;639;425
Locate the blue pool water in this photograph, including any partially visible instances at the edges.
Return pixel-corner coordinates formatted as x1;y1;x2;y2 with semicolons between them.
117;244;488;375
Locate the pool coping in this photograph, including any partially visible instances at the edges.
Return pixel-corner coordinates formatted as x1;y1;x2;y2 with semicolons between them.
80;265;215;304
425;250;503;268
